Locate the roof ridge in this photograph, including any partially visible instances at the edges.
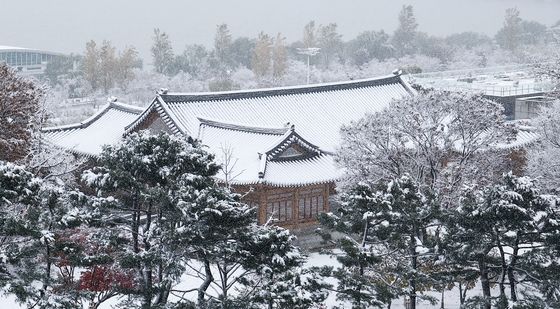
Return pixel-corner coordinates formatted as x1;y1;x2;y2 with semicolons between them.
197;117;288;135
42;103;112;132
160;73;404;103
263;129;323;159
109;102;145;114
42;102;141;133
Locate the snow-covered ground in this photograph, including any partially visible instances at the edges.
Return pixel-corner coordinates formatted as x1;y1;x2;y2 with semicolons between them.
0;251;509;309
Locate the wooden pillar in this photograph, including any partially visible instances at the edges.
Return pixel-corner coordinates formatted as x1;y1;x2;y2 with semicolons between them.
323;183;330;213
258;184;268;225
293;187;300;229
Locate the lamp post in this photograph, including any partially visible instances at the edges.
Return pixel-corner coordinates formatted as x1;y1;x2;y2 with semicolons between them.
297;47;320;84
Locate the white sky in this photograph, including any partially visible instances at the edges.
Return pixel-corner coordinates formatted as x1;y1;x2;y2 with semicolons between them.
1;0;559;61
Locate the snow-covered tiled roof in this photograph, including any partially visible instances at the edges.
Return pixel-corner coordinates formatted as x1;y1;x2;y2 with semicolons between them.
198;119;341;187
121;74;414;186
41;102;144;157
127;74;415;152
497;126;540;150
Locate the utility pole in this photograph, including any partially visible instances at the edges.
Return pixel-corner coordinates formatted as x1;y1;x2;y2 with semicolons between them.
297;47;320;84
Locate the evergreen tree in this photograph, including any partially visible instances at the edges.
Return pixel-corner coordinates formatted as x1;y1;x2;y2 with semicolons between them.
171;44;209;78
209;24;234;91
321;176;440;308
231;37;255;69
392;5;419;56
496;8;522;51
151;28;174;75
213;24;234;73
82;132;220;308
346;30;393;66
44;54;75;86
239;225;328;309
445;173;560;308
0;64;44;162
0;161;92;308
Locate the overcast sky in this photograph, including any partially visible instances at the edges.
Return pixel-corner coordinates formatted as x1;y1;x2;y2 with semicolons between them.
2;0;559;61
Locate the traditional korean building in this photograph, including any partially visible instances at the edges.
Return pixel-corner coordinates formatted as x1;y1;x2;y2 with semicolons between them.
122;73;415;229
42;73;414;229
42;72;539;229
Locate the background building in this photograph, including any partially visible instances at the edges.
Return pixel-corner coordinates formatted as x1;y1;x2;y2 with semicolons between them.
0;45;65;75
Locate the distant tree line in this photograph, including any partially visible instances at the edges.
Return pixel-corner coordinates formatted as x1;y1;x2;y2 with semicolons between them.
42;6;559;98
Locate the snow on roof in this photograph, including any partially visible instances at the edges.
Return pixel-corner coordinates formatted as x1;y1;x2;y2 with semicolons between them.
0;45;29;51
198;120;340;187
128;73;414;153
41;102;144;156
0;45;64;56
497;126;540;150
120;74;413;186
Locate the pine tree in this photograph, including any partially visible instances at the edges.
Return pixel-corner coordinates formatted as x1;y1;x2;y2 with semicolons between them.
151;28;174;75
238;225;328;309
392;5;419;56
496;8;522;51
0;161;91;308
0;64;44;162
213;24;234;72
321;176;441;308
210;24;234;91
82;132;220;308
445;173;560;308
346;30;393;66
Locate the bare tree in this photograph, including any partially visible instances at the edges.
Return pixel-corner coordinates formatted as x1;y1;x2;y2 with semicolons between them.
338;89;514;207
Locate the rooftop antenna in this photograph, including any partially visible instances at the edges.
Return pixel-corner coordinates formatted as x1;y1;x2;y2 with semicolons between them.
297;47;320;85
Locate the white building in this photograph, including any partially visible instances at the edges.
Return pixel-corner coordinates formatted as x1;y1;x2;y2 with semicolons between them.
0;45;65;75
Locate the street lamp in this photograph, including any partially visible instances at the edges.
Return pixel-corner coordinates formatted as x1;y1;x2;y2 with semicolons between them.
297;47;320;84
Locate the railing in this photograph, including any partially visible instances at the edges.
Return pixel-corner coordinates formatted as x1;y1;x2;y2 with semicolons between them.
411;63;535;80
432;83;553;96
410;63;555;96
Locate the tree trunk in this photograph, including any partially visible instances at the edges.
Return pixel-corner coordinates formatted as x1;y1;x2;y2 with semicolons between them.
221;263;229;309
478;257;492;309
142;203;153;309
508;237;520;302
497;244;507;299
198;259;214;305
458;281;468;304
268;273;274;309
132;194;140;254
409;235;417;309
